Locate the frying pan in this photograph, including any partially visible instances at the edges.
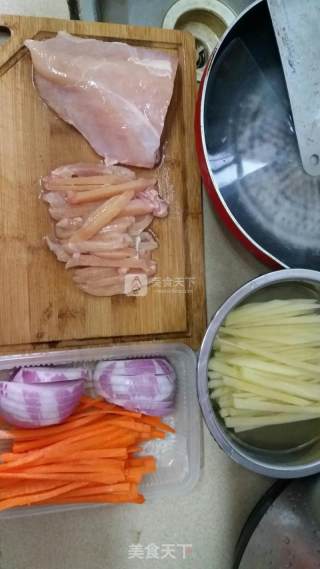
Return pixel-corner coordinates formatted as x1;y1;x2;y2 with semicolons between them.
195;0;320;269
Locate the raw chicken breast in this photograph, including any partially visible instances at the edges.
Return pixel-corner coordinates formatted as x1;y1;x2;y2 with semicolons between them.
25;32;178;168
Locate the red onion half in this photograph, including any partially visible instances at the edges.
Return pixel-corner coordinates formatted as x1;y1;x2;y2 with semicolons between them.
93;358;176;416
0;380;84;428
12;366;89;384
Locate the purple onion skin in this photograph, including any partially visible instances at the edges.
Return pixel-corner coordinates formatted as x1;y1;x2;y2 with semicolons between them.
95;358;175;378
0;380;84;428
119;404;175;416
0;407;79;428
12;367;89;384
94;358;176;416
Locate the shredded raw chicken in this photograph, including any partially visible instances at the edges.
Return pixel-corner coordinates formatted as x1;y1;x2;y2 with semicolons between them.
41;163;168;296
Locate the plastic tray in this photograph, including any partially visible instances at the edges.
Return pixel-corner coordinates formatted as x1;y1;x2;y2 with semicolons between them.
0;342;201;518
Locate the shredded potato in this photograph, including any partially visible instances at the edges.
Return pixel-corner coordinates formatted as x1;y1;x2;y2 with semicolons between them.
208;299;320;433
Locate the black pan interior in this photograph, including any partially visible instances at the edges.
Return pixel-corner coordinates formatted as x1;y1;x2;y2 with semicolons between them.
203;0;320;269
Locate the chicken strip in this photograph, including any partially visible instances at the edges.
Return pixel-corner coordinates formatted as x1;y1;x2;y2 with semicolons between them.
65;254;156;273
43;162;135;188
66;178;156;205
69;190;135;243
66;235;133;254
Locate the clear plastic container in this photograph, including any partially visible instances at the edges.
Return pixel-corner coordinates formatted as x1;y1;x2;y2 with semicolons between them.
0;342;201;518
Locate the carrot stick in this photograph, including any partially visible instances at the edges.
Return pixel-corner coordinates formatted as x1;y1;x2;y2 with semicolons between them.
126;456;156;472
125;457;146;467
0;482;86;512
10;412;107;440
99;418;151;433
0;425;123;470
64;483;131;498
0;430;133;471
0;471;126;484
127;445;142;453
76;396;105;409
140;416;176;433
22;460;125;475
0;453;20;463
1;438;130;464
40;493;145;505
95;434;139;449
149;429;166;439
42;431;135;455
0;480;88;501
12;422;121;453
1;448;129;467
41;483;142;504
16;421;125;452
47;448;128;461
125;467;145;484
8;418;161;460
63;410;109;421
80;399;142;418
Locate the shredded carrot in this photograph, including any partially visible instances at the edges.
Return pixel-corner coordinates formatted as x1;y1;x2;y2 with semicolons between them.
7;424;123;464
0;396;173;511
140;415;175;433
76;395;104;409
80;398;141;417
0;482;86;512
12;421;124;453
48;448;128;462
97;418;151;433
40;493;145;505
149;429;166;439
125;467;146;484
9;412;107;441
0;448;128;467
0;471;126;485
62;482;132;498
127;445;142;453
21;460;125;475
126;456;156;472
0;479;87;501
0;452;21;463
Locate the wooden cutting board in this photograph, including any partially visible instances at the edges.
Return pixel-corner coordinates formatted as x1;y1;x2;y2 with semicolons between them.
0;14;206;353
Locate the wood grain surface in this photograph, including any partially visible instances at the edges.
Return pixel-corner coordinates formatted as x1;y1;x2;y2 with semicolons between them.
0;14;206;352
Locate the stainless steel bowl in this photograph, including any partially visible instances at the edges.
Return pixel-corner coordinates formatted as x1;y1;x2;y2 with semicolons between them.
197;269;320;478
